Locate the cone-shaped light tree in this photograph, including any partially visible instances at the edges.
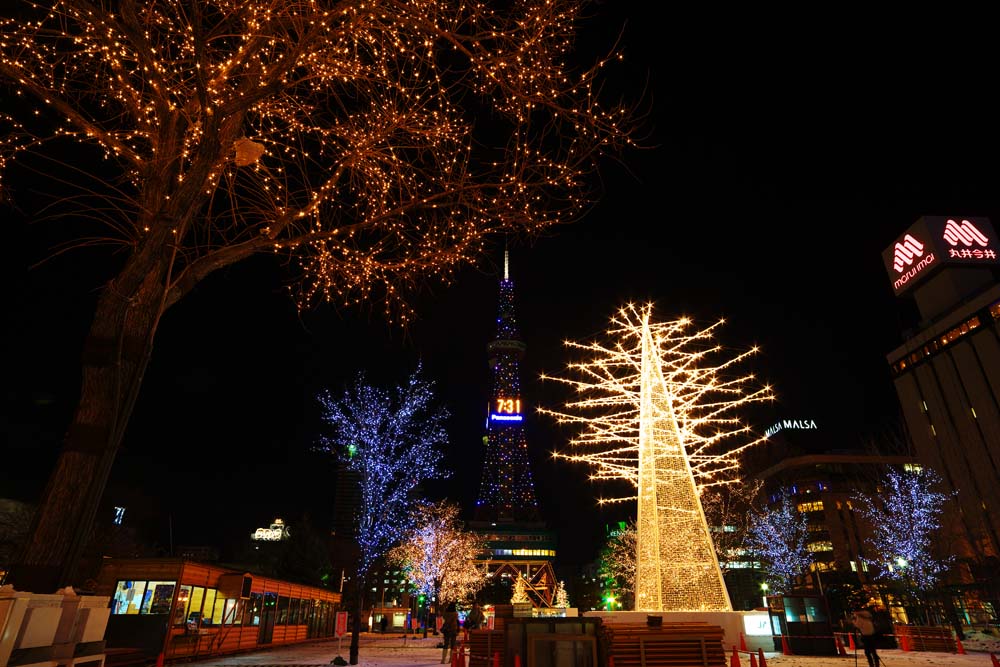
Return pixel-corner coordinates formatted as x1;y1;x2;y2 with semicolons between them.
540;303;774;611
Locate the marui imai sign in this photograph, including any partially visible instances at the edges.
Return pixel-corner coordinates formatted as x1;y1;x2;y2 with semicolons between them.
883;217;1000;296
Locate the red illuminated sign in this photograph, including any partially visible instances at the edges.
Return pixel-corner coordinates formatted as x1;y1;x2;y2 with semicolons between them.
883;217;999;295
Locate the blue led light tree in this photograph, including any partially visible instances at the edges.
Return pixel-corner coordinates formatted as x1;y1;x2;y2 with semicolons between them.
853;466;953;621
317;364;449;664
475;253;541;522
748;490;812;594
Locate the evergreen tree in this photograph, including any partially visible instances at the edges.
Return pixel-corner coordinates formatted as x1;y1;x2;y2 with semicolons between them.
554;580;570;608
510;575;529;603
317;364;449;664
747;490;812;593
598;520;636;609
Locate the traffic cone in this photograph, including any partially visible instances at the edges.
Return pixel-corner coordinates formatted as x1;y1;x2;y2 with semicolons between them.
835;635;847;656
740;632;748;652
900;633;911;652
955;633;966;655
757;648;768;667
848;633;856;651
514;654;522;667
749;651;758;667
780;634;793;655
730;645;742;667
155;653;165;667
492;651;500;667
990;652;1000;667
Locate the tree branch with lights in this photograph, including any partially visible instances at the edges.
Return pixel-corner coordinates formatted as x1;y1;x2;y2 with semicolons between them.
0;0;643;593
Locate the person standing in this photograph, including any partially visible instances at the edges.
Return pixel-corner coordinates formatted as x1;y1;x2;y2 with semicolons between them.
466;603;485;631
850;609;880;667
441;602;459;664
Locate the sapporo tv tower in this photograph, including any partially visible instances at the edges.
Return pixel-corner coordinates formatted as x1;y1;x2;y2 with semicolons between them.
469;251;557;608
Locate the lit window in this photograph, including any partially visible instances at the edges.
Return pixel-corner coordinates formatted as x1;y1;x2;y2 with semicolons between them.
806;541;833;553
850;561;857;572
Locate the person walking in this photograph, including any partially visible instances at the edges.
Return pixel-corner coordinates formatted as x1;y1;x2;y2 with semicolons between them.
441;602;459;664
850;608;880;667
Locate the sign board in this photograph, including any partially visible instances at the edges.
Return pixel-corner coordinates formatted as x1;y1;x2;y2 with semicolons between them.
512;602;533;617
883;216;1000;295
335;611;348;638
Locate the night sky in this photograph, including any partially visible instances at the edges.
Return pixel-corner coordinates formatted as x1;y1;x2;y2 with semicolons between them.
4;7;1000;571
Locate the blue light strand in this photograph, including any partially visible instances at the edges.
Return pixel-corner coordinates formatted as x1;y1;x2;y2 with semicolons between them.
317;363;451;581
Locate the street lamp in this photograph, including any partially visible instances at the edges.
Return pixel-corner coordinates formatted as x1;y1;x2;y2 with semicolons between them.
760;582;769;609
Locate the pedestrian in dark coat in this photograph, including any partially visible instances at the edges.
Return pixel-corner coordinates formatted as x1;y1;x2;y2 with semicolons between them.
850;609;880;667
440;602;459;664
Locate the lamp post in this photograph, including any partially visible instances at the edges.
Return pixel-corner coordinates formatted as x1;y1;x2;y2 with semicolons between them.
760;582;769;609
895;557;916;622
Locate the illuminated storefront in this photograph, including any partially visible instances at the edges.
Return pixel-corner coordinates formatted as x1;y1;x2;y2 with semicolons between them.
97;558;340;662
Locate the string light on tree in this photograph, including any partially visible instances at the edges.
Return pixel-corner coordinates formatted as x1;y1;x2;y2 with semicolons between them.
388;500;489;609
747;490;812;594
316;364;448;664
0;0;640;592
853;466;953;594
540;303;775;612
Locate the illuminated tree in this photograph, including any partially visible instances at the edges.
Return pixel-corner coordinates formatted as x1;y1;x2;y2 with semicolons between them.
700;479;763;575
747;491;812;594
554;580;570;608
0;0;641;592
317;364;449;664
388;500;489;622
598;520;636;609
540;303;774;611
852;466;953;612
510;575;529;604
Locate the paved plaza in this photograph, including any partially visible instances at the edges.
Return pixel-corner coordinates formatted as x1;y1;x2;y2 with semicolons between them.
176;632;999;667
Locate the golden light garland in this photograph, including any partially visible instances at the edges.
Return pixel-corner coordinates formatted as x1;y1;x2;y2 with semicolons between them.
0;0;639;322
540;303;775;612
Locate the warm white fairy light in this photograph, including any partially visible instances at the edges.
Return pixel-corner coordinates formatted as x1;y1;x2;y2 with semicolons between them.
540;303;775;612
0;0;639;323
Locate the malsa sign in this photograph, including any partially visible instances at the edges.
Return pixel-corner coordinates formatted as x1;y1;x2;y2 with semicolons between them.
883;216;1000;295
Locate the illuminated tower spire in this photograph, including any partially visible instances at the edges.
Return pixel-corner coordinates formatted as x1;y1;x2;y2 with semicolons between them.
475;252;541;522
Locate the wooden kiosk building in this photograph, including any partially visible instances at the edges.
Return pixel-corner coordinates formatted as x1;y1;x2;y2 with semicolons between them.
95;558;341;663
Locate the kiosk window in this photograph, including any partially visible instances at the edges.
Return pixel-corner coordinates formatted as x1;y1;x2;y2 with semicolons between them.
173;586;193;626
112;580;147;615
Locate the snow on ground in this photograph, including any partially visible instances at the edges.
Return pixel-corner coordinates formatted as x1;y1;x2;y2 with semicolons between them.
181;632;1000;667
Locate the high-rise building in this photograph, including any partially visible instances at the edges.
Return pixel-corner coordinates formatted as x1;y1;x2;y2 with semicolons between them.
469;252;557;607
883;215;1000;609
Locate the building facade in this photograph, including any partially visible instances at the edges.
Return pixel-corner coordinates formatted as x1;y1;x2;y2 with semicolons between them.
883;216;1000;614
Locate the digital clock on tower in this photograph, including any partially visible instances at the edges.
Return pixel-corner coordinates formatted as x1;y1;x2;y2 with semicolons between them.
489;397;524;422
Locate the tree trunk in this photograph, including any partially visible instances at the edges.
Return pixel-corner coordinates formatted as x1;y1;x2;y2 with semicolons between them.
349;575;365;665
6;255;169;593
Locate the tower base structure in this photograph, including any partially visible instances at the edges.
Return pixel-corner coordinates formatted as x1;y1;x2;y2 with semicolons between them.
583;610;773;653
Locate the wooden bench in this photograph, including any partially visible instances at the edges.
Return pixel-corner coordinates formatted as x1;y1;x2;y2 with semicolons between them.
601;622;726;667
